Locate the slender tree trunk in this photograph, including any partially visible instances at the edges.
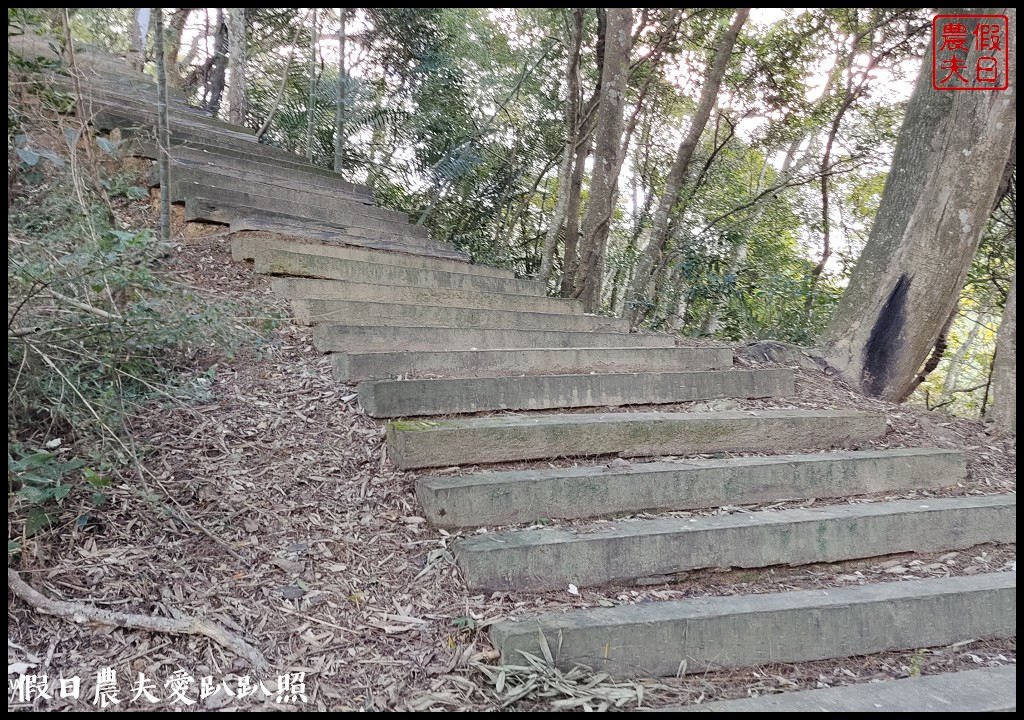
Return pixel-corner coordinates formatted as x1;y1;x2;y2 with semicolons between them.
226;8;248;126
306;9;319;161
334;8;347;174
573;7;632;313
128;8;150;71
819;10;1017;402
807;22;879;315
255;15;309;141
203;10;228;116
165;8;191;89
937;313;984;405
559;132;592;297
611;123;657;315
154;8;171;244
626;8;749;328
539;8;584;285
989;272;1016;432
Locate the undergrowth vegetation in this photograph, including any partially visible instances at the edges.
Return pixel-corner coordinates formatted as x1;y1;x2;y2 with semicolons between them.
7;58;278;550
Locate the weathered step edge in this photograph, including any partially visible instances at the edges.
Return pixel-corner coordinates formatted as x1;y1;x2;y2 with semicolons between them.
314;325;676;354
359;369;794;418
126;135;376;199
273;278;581;315
334;346;733;382
455;495;1016;591
416;448;967;528
232;235;486;278
255;249;547;297
386;409;887;470
490;572;1016;677
179;184;431;242
293;299;629;333
675;666;1017;712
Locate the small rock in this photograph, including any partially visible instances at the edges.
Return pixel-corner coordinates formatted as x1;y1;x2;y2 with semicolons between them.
877;559;906;569
271;558;305;574
279;585;306;600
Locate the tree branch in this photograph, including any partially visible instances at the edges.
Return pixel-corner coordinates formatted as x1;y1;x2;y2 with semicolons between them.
8;568;270;674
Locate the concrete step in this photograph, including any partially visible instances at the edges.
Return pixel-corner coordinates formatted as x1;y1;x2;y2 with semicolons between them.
175;182;429;242
455;495;1015;591
11;33;145;80
211;203;460;259
292;299;628;333
234;235;498;279
78;84;252;137
101;106;379;197
490;572;1017;676
73;74;192;103
359;369;793;418
315;325;675;354
162;160;411;227
678;666;1016;712
273;277;577;313
125;135;375;201
223;213;469;262
416;448;967;528
158;146;374;204
256;248;547;297
333;346;732;382
386;409;886;470
93;104;258;146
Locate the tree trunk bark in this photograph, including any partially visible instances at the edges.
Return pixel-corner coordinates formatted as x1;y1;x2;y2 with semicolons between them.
818;10;1016;402
989;272;1016;432
227;8;248;126
573;7;632;313
626;8;749;328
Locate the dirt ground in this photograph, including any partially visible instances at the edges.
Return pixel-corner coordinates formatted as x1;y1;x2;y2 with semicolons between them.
7;221;1016;712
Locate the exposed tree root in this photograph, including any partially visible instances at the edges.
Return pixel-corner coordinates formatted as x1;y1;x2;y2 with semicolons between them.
8;568;270;674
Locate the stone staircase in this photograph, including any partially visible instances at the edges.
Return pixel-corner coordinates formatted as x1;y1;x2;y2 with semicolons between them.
28;39;1016;710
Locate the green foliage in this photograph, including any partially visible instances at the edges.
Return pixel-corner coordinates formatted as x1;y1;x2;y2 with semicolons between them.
7;446;112;538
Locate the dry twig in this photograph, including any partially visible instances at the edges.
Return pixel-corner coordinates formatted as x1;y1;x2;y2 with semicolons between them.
8;568;270;674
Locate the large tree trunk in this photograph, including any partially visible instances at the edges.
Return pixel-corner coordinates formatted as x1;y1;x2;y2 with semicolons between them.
818;10;1016;402
625;8;749;328
226;8;248;126
573;7;632;313
989;272;1016;432
539;8;584;286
